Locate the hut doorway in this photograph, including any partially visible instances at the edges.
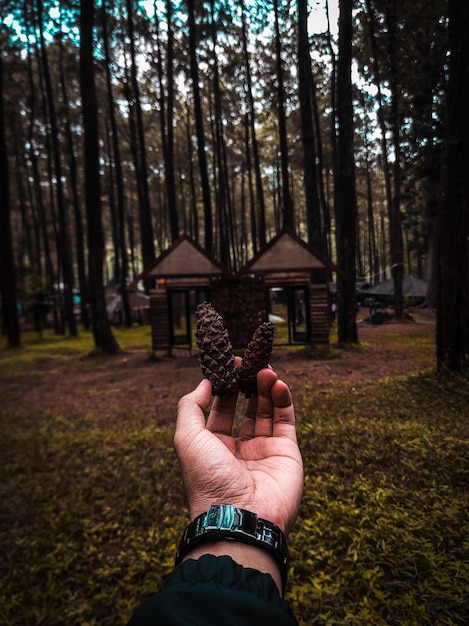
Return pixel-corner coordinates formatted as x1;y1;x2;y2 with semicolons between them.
168;289;208;347
268;286;310;344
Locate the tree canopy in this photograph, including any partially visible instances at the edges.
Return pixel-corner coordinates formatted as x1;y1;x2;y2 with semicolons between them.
1;0;467;369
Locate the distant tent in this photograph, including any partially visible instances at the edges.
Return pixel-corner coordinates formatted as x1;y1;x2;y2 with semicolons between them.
364;275;427;299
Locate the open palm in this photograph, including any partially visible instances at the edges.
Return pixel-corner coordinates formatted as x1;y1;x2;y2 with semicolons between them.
175;368;304;536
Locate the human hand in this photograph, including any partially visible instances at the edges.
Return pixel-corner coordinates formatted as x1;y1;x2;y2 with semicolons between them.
174;365;304;536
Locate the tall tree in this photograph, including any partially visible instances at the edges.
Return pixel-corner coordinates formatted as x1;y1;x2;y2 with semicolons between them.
325;0;339;255
37;0;77;336
79;0;119;354
101;0;131;327
187;0;213;253
273;0;294;230
297;0;323;252
436;0;469;372
164;0;178;241
58;31;90;329
0;51;21;347
385;0;404;317
209;0;234;268
363;0;394;283
125;0;155;280
240;5;266;250
335;0;358;344
153;0;178;242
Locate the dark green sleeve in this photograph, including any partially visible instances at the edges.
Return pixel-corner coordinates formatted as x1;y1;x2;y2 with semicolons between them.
126;555;298;626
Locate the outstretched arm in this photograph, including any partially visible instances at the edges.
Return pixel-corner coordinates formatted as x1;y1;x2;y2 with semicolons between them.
174;367;304;593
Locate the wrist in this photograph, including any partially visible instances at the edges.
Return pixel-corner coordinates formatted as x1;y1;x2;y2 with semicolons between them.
175;504;289;594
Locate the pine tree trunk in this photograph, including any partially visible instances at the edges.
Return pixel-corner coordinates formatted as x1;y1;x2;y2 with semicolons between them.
436;0;469;372
125;0;155;281
0;54;21;347
165;0;178;241
385;0;404;317
241;9;266;249
210;0;233;269
102;1;131;327
185;110;199;240
243;112;258;255
335;0;358;344
25;38;54;287
274;0;293;230
58;33;90;329
187;0;213;253
298;0;323;252
364;1;392;235
37;0;77;336
79;0;119;354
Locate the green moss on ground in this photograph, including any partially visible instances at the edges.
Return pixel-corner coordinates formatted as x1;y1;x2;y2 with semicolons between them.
0;329;467;625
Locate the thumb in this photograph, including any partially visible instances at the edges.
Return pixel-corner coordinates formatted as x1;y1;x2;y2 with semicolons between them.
175;378;212;437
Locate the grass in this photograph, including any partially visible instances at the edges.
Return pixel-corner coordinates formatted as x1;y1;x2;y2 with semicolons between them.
292;374;469;625
0;326;153;375
1;327;468;625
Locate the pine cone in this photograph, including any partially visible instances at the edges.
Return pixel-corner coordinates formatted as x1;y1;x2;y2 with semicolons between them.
238;322;275;397
195;302;238;396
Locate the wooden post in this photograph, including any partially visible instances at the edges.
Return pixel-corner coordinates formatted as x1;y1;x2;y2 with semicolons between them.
149;289;171;355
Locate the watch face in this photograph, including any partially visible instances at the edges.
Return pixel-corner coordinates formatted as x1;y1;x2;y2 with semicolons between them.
205;504;235;530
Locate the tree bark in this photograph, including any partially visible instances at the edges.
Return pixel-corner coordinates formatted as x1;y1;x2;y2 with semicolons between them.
0;53;21;347
436;0;469;372
79;0;119;354
385;0;404;317
298;0;323;252
335;0;358;344
126;0;155;283
187;0;213;253
58;31;90;329
210;0;234;269
274;0;294;230
165;0;178;241
102;1;131;327
37;0;77;336
241;7;266;249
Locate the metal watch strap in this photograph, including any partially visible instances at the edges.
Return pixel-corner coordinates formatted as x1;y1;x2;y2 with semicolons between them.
175;504;289;592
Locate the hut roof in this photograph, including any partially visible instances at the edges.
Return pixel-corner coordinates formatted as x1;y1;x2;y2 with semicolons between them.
241;228;335;275
138;234;229;280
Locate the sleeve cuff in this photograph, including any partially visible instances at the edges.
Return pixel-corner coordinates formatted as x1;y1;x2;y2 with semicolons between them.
126;554;298;626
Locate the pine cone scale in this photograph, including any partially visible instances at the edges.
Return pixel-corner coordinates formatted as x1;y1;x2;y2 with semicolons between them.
238;322;275;397
195;302;238;396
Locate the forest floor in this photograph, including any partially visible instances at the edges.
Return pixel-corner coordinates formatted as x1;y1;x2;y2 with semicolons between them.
2;307;436;426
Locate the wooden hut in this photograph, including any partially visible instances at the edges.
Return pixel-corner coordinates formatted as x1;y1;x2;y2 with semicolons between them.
139;235;228;353
140;229;335;353
241;228;334;345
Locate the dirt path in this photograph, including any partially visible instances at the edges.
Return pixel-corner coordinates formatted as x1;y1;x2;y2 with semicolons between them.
2;313;436;426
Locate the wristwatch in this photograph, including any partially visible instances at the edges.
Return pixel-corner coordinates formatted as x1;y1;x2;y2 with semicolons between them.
175;504;289;592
